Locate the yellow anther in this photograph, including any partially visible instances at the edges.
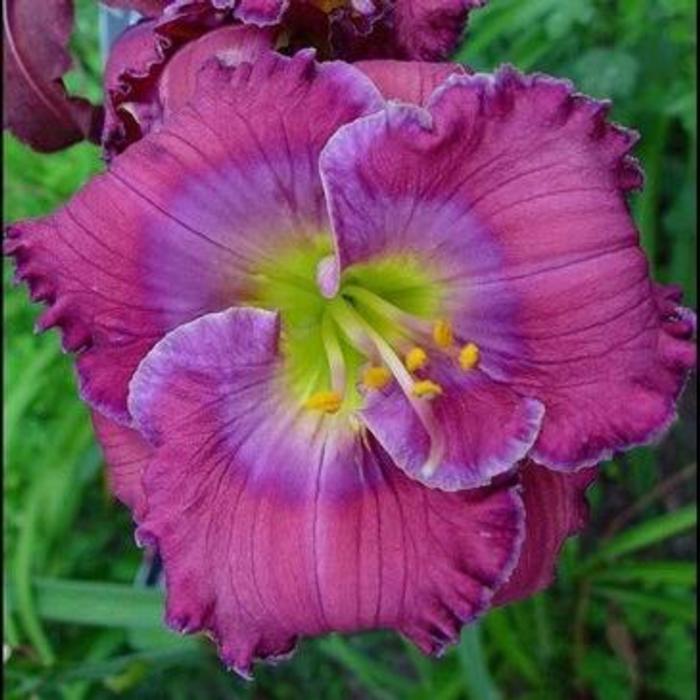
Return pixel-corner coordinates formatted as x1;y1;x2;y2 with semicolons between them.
304;390;343;414
405;346;428;372
432;319;454;348
362;365;392;390
411;379;443;400
459;342;480;370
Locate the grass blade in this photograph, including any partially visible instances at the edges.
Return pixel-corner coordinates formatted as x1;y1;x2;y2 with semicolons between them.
317;635;414;699
457;622;500;700
591;586;696;624
7;578;164;629
579;505;696;572
591;561;696;587
483;608;541;686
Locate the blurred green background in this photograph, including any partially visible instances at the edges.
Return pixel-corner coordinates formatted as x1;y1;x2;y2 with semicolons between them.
3;0;697;698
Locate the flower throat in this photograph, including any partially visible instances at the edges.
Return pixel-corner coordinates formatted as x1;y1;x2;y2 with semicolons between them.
247;236;481;421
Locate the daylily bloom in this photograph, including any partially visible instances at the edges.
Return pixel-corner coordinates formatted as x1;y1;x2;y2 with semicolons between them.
4;0;485;153
101;0;486;157
101;0;486;61
6;52;695;675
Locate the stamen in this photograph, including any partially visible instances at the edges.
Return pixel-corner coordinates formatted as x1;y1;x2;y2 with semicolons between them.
459;342;480;370
304;390;343;414
432;319;454;348
362;365;392;390
405;346;428;372
330;298;445;472
411;380;443;399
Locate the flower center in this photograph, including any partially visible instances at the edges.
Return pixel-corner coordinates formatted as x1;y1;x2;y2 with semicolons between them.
247;236;480;426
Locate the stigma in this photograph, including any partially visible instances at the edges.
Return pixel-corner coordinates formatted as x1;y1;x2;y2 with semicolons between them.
304;390;343;413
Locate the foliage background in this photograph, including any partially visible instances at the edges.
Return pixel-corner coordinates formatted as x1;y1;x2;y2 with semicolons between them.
3;0;697;697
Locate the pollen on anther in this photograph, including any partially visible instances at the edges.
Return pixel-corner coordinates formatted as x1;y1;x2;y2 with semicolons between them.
411;379;443;399
432;319;454;348
459;342;480;370
405;346;428;372
304;390;343;413
362;365;392;390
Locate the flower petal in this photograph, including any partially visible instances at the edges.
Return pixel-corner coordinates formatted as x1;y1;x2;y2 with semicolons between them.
232;0;287;26
102;0;169;16
129;307;525;676
361;358;544;490
494;460;596;605
393;0;486;60
330;0;485;60
102;3;274;158
320;65;695;473
6;51;383;423
357;59;468;105
102;18;163;158
91;410;152;521
3;0;102;152
158;25;275;114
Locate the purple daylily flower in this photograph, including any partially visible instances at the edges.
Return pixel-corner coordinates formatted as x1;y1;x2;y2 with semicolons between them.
4;0;484;153
6;51;696;675
101;0;485;158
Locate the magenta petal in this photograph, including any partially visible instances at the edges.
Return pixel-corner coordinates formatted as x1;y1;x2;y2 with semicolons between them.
102;0;169;16
357;59;468;105
102;3;275;157
320;65;695;473
158;25;274;115
103;11;273;157
494;461;596;605
91;410;152;522
331;0;485;60
3;0;102;152
6;51;382;422
102;18;163;158
361;360;543;490
393;0;486;60
129;307;525;675
232;0;287;26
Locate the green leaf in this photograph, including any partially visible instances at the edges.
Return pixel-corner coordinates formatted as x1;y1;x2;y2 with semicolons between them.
580;505;696;572
591;561;696;587
317;635;414;699
591;586;696;624
11;490;55;665
457;623;501;700
483;608;541;685
57;649;204;684
7;578;164;629
3;342;58;457
572;48;640;99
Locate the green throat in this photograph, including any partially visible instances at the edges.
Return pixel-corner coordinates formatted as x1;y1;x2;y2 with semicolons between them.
248;235;444;413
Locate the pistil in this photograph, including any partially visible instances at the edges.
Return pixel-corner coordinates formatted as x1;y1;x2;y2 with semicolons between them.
342;285;431;338
329;297;445;473
321;313;347;394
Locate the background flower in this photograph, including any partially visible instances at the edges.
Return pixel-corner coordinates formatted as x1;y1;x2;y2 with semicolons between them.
4;0;486;156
